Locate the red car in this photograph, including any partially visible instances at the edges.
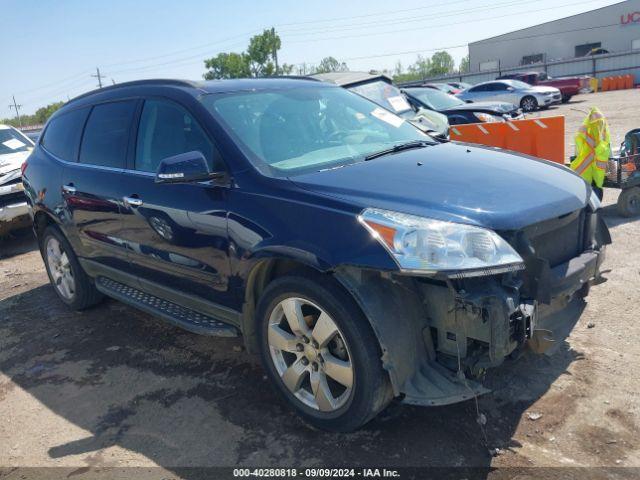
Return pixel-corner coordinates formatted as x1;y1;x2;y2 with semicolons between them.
497;72;591;103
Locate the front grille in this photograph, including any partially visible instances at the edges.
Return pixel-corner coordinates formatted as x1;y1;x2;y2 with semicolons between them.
0;191;26;209
524;209;584;267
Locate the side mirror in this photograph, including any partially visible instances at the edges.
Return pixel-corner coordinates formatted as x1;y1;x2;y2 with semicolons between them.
155;151;225;184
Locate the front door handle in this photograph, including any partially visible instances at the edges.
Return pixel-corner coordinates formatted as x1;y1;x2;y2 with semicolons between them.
62;184;77;194
123;196;143;207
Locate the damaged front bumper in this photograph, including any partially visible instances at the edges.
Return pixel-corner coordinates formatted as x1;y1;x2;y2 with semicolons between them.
336;207;610;407
0;181;30;235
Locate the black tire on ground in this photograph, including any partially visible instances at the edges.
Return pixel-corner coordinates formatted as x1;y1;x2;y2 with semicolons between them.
520;95;538;112
617;186;640;217
41;225;103;310
256;272;393;432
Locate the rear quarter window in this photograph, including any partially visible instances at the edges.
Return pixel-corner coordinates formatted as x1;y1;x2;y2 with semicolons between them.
41;108;89;161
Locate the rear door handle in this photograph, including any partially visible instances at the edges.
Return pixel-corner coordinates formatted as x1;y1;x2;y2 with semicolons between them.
62;184;77;194
123;196;143;207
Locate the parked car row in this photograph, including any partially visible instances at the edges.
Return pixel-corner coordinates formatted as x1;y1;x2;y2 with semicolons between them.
23;77;609;431
400;69;594;112
312;72;528;135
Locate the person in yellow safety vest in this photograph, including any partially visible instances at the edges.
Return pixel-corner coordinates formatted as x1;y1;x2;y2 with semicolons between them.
570;107;610;201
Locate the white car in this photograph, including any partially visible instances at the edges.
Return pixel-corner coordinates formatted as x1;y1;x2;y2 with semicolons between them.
0;125;34;236
456;80;562;112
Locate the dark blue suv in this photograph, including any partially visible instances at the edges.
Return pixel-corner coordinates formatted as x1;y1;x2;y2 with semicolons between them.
23;78;610;431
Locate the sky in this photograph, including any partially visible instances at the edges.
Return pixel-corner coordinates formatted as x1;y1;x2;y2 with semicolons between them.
1;0;624;119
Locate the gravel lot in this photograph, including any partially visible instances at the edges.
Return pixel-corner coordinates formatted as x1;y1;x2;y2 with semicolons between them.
0;90;638;479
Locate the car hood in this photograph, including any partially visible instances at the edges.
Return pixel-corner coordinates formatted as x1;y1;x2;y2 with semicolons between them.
0;151;29;176
290;142;588;231
444;101;518;114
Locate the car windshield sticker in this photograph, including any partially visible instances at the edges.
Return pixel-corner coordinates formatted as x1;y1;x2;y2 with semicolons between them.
2;138;26;150
371;107;404;128
387;95;411;112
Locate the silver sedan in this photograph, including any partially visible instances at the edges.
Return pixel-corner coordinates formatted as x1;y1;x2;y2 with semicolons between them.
456;79;561;112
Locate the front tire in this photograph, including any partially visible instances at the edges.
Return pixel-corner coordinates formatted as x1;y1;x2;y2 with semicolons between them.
41;225;103;310
257;273;393;432
520;95;538;112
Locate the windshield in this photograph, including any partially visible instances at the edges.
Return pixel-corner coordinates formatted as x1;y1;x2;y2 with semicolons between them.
405;88;465;110
346;80;413;115
0;127;34;155
502;79;532;90
201;85;431;176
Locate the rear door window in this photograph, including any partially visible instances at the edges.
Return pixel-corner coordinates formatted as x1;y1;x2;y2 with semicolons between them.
41;108;89;161
79;101;137;168
135;99;218;173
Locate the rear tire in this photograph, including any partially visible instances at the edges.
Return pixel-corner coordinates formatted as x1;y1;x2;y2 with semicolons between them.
561;95;572;103
256;272;393;432
41;225;103;310
617;187;640;217
520;96;538;112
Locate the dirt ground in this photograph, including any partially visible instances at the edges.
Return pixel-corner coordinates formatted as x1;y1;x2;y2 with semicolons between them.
0;90;639;479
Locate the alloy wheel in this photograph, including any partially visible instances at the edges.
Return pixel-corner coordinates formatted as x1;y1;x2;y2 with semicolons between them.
46;237;76;300
267;297;354;412
522;97;537;112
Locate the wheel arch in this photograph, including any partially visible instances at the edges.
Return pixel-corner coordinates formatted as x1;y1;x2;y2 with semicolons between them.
33;210;58;248
241;257;324;353
240;256;425;398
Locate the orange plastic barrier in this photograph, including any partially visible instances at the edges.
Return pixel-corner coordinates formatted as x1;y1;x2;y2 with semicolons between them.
626;74;634;89
599;74;635;91
449;116;565;164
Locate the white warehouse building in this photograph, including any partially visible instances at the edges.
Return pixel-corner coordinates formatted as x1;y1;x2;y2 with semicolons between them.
469;0;640;74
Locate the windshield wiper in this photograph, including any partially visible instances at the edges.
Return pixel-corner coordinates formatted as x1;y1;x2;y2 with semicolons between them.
364;140;432;161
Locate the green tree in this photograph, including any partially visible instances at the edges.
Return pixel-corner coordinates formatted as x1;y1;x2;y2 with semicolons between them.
203;28;285;79
314;56;348;74
459;54;470;73
203;52;251;80
247;28;281;76
1;101;64;128
430;51;455;76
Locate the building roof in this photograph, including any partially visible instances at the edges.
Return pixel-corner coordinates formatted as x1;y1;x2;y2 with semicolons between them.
469;0;631;45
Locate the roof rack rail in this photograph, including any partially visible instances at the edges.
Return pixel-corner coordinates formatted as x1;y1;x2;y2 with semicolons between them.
265;75;321;82
66;79;200;104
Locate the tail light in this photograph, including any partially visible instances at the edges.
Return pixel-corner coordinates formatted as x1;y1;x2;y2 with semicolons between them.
21;159;28;176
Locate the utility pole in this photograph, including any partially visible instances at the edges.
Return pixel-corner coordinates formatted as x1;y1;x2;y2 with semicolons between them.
91;67;105;88
8;95;23;128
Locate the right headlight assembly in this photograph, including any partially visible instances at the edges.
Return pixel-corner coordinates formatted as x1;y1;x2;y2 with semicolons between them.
358;208;524;278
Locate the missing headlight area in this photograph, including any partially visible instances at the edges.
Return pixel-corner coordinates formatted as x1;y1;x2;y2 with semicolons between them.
336;206;609;407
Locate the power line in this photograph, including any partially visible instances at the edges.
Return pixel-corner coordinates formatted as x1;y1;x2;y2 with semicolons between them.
279;0;533;36
275;0;476;28
285;0;607;45
298;20;621;66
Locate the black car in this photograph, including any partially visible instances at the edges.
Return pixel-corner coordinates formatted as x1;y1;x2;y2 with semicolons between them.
23;78;609;432
403;86;523;125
